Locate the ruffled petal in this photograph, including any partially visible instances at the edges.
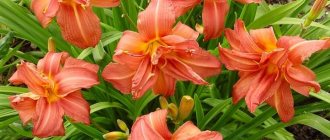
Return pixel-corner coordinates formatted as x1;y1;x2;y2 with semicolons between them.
171;0;201;17
219;47;260;71
137;0;176;40
284;63;320;96
131;58;158;99
288;39;330;64
55;67;99;96
250;27;277;52
91;0;120;7
38;52;66;78
102;63;135;94
129;118;165;140
56;4;101;48
33;98;64;137
152;72;176;97
116;31;148;54
63;57;99;73
8;71;23;85
163;58;207;85
172;121;201;139
16;62;47;96
172;22;199;40
9;95;37;125
59;91;90;124
202;0;229;41
31;0;58;27
225;20;261;53
189;131;223;140
271;82;294;122
276;36;304;49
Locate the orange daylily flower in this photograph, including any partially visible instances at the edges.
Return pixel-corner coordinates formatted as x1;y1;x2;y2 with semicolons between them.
129;109;223;140
31;0;120;48
9;51;99;137
171;0;229;41
102;0;221;99
219;19;330;122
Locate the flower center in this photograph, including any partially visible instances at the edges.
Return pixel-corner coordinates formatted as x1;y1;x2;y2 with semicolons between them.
42;78;60;103
146;40;168;65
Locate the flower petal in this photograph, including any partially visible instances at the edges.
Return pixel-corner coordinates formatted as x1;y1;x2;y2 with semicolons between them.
284;63;320;96
131;58;159;99
144;109;172;139
55;67;99;96
102;63;135;94
219;47;260;71
33;97;65;137
129;118;165;140
163;58;207;85
172;121;201;139
273;82;294;122
116;31;148;54
8;71;23;85
59;91;90;124
91;0;120;7
250;27;277;52
16;62;47;96
225;20;261;53
172;22;199;40
63;57;99;73
288;39;330;64
152;72;176;97
56;4;101;48
9;95;37;125
38;52;67;78
232;72;254;104
171;0;201;17
276;36;304;49
31;0;58;27
137;0;176;40
202;0;229;41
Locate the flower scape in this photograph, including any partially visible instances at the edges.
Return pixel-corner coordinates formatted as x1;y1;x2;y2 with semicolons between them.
0;0;330;139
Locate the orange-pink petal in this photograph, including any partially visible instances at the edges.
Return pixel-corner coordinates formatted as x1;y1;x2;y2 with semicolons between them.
172;121;223;140
202;0;229;41
63;57;99;73
55;67;99;96
116;31;147;54
172;22;199;40
102;63;135;94
90;0;120;7
219;47;260;71
9;96;37;125
170;0;201;17
152;72;176;97
16;62;47;96
38;52;66;78
234;0;261;4
8;71;23;85
31;0;58;27
33;98;65;137
56;4;101;48
137;0;176;40
250;27;277;52
59;91;90;124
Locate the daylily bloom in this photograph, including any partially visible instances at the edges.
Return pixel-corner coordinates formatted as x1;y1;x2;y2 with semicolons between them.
31;0;120;48
170;0;229;41
9;51;99;137
102;0;221;99
129;109;223;140
219;19;330;122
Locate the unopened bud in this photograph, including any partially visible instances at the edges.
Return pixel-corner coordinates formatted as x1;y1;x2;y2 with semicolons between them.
304;0;327;27
195;23;204;34
159;96;168;109
168;103;178;120
103;131;128;140
117;119;129;133
178;96;194;121
48;37;56;52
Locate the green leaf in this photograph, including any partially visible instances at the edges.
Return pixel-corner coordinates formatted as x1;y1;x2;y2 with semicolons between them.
310;90;330;104
200;99;231;130
248;0;305;29
0;86;29;94
70;123;103;139
194;94;204;127
90;102;127;114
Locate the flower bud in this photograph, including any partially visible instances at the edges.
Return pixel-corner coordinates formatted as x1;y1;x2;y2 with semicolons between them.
195;23;204;34
159;96;168;109
304;0;327;27
117;119;129;133
178;96;194;121
48;37;56;52
103;131;127;140
168;103;178;120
